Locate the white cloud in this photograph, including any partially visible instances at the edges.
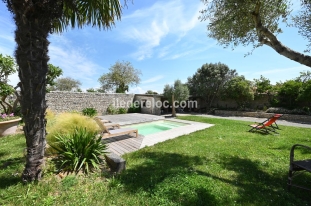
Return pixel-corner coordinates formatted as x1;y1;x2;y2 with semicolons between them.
48;35;105;89
119;0;204;60
142;75;164;84
127;86;145;94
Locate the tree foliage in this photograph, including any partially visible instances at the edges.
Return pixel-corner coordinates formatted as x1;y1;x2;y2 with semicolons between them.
222;75;254;109
163;79;189;117
253;75;272;94
46;64;63;92
277;80;302;108
0;54;16;114
298;80;311;103
296;70;311;83
145;90;158;95
293;1;311;52
98;61;141;93
86;88;97;93
200;0;311;67
52;77;82;91
187;62;236;109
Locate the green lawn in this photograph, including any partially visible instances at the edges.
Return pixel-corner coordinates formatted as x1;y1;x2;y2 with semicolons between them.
1;116;311;205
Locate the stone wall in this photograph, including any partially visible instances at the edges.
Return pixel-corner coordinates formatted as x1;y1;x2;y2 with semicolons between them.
191;94;271;110
214;110;311;124
46;92;134;115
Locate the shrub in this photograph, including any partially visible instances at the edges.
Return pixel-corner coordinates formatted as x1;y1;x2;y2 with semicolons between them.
118;108;127;114
128;102;141;113
50;127;107;174
82;107;97;117
46;112;99;153
266;107;308;115
106;104;118;115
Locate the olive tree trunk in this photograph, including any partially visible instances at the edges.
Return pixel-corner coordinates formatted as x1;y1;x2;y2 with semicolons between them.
172;94;176;117
252;2;311;67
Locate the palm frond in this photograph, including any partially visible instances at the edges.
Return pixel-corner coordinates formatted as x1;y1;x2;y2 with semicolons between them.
52;0;124;33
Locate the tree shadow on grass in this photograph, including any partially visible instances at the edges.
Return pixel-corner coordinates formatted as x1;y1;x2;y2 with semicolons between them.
196;156;311;205
119;151;217;205
0;156;24;189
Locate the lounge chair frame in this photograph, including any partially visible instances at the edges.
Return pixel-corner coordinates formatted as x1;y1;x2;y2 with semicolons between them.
288;144;311;191
248;114;283;134
94;117;138;138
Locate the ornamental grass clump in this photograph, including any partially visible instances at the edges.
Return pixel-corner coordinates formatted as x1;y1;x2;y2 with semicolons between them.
50;127;107;174
46;112;99;154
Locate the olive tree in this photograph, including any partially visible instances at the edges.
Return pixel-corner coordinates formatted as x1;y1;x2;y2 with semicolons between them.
253;75;272;94
51;77;81;91
187;62;237;109
0;54;16;114
98;61;141;93
163;79;189;117
222;75;254;109
200;0;311;67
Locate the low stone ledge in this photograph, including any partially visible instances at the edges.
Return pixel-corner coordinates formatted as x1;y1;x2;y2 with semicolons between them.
214;110;311;124
104;153;126;173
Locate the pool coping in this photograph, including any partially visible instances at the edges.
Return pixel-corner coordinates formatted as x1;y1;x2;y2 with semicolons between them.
98;114;214;156
140;118;214;148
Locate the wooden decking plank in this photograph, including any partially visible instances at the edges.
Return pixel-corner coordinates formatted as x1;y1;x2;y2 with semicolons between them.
108;143;131;154
116;140;139;151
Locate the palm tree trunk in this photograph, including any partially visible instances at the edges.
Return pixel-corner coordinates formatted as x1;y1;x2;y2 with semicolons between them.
10;1;53;182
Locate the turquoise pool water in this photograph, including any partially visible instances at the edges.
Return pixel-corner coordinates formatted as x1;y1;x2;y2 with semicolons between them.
124;120;188;136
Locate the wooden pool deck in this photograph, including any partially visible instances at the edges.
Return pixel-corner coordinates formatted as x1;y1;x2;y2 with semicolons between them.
103;134;144;156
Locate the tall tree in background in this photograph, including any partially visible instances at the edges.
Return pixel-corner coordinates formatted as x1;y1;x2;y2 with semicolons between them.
3;0;126;182
145;90;158;95
187;62;236;109
222;76;254;109
253;75;272;94
200;0;311;67
46;64;63;92
0;54;16;114
163;80;189;117
51;77;81;91
98;61;141;93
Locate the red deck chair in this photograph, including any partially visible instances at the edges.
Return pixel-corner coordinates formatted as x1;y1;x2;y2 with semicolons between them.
270;114;283;129
248;114;283;134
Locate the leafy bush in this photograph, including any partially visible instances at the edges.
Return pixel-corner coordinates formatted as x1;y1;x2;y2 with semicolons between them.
46;112;99;153
82;107;97;117
118;108;127;114
50;127;107;174
106;104;118;115
127;102;141;113
303;107;310;115
266;107;309;115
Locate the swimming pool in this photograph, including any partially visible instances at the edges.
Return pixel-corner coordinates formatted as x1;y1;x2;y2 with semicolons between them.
123;120;188;136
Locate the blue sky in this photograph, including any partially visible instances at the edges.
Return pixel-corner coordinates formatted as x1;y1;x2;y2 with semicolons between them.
0;0;310;94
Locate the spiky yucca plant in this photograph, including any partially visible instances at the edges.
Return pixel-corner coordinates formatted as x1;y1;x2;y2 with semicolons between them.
50;127;106;174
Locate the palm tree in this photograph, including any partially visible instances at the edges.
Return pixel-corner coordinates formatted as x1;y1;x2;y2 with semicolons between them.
3;0;126;182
